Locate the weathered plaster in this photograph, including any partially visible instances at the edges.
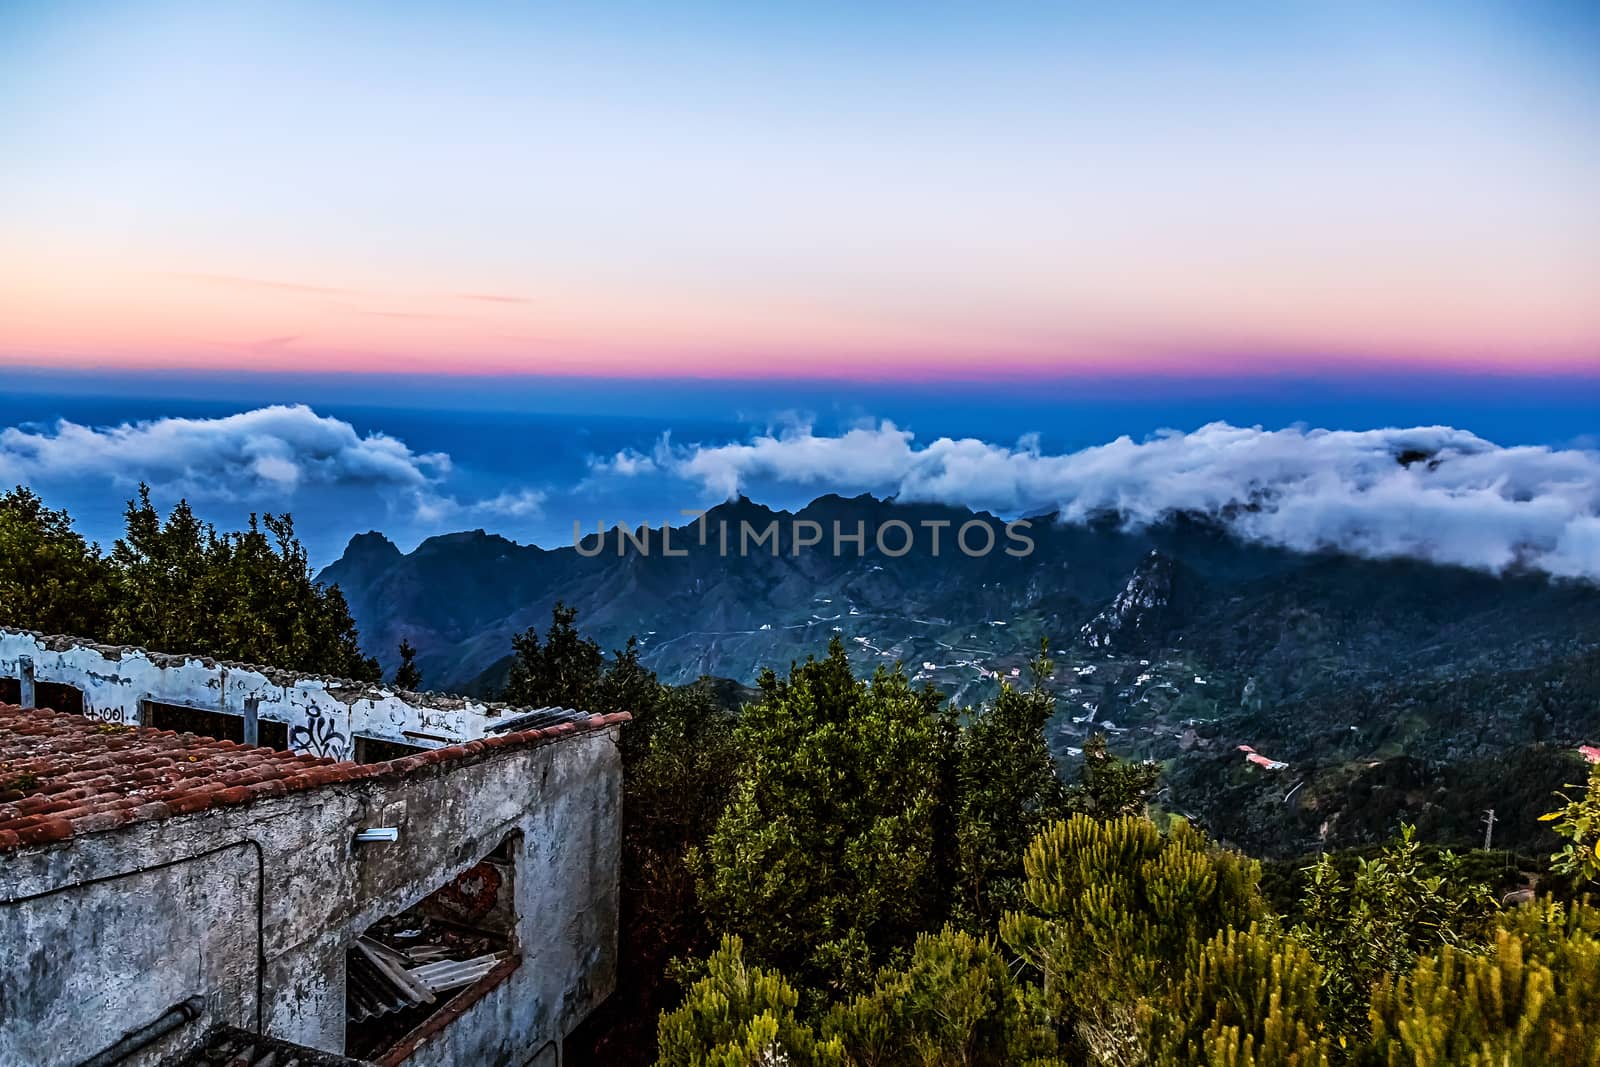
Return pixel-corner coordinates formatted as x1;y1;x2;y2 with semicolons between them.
0;727;623;1067
0;846;260;1067
0;629;551;761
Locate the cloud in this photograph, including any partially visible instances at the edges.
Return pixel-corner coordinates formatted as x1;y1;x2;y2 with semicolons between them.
0;405;562;536
601;421;1600;580
413;488;547;524
352;309;462;320
471;488;546;517
164;272;352;295
0;405;450;500
592;447;658;477
455;293;532;305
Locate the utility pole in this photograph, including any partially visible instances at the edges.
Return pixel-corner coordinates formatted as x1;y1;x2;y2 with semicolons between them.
1483;808;1497;852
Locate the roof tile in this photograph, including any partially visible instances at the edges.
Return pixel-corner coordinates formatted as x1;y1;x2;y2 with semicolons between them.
0;702;628;853
16;818;73;846
166;793;217;816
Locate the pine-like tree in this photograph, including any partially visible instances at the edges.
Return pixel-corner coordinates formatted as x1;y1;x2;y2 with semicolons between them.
823;926;1062;1066
1070;732;1161;819
999;814;1263;1057
948;640;1071;928
1155;924;1332;1067
393;637;422;690
655;935;844;1067
107;487;213;654
4;485;377;678
0;486;113;636
501;601;606;709
1368;899;1600;1065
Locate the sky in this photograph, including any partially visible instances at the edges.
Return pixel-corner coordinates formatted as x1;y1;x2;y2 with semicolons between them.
2;1;1597;382
0;2;1596;576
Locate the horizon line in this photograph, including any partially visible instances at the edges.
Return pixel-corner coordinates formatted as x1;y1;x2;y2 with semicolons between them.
5;360;1600;390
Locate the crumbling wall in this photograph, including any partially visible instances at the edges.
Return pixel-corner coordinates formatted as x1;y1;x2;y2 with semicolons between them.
385;727;623;1067
0;727;623;1067
0;628;527;761
0;844;260;1067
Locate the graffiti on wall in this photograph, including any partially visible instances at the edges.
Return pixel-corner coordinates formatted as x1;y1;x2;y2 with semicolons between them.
0;629;528;764
288;706;351;761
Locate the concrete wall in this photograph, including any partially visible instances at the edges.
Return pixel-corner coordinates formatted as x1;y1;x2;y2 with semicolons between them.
0;629;536;761
0;728;623;1067
0;845;261;1067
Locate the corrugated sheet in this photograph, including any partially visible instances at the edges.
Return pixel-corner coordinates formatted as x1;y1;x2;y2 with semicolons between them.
346;947;417;1023
346;937;506;1023
481;705;592;733
406;954;502;993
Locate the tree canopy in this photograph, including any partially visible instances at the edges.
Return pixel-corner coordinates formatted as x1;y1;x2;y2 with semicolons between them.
632;622;1594;1067
692;640;956;999
0;484;377;679
0;486;111;637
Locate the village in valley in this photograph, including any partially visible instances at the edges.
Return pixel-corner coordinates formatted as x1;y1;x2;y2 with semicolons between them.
731;587;1287;783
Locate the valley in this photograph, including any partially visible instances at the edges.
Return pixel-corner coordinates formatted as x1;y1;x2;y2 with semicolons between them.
319;493;1600;860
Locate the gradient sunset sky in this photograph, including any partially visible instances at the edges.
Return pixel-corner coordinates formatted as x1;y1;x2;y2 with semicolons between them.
2;1;1597;383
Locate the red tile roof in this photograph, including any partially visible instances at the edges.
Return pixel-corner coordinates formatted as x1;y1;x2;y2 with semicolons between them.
0;703;629;853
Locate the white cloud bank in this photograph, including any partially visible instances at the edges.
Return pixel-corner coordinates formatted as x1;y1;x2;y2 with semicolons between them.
0;404;448;496
9;407;1594;579
0;405;545;524
598;421;1600;581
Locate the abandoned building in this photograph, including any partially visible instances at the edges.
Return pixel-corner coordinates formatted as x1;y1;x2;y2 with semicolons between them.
0;628;629;1067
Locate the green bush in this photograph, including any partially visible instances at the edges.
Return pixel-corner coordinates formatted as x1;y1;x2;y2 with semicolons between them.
1367;899;1600;1065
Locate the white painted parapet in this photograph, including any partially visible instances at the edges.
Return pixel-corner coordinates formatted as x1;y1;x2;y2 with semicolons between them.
0;628;545;762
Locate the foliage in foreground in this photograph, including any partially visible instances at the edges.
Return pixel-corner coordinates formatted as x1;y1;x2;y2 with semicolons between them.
650;667;1600;1067
1290;826;1497;1036
432;600;1600;1067
1543;756;1600;885
690;644;956;1000
658;819;1600;1067
657;934;845;1067
8;487;1597;1066
689;638;1079;1007
517;604;742;1064
1001;813;1264;1045
1369;899;1600;1065
571;628;1079;1064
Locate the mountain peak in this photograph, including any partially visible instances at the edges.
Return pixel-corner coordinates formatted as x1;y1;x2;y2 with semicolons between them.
343;530;401;560
414;529;526;556
1078;551;1178;651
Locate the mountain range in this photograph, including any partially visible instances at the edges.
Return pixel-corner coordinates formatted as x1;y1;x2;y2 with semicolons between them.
318;493;1600;858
